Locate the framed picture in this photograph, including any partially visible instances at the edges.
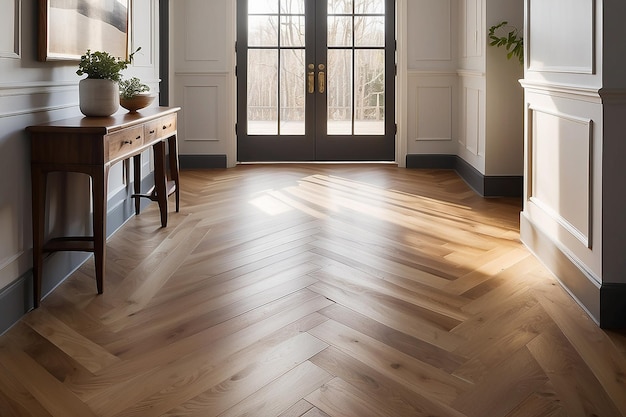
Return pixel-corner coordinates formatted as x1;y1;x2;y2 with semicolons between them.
38;0;129;61
0;0;21;59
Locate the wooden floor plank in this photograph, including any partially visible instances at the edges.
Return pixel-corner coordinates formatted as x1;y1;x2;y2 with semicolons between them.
0;165;623;416
277;400;315;417
532;279;626;416
308;279;465;352
216;361;332;417
451;347;548;417
0;360;54;417
0;347;98;417
308;319;471;406
305;378;391;417
310;346;468;417
139;331;328;417
527;326;622;417
318;304;466;373
22;308;121;374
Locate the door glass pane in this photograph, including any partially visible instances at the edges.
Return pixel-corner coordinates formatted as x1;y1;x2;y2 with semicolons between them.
248;16;279;47
354;49;384;135
280;49;305;135
328;16;352;47
280;0;305;14
327;49;353;135
248;49;278;135
280;15;305;47
328;0;353;14
249;0;278;14
355;0;384;14
354;16;384;47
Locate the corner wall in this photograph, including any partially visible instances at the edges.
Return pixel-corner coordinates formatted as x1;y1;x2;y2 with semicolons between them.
521;0;626;328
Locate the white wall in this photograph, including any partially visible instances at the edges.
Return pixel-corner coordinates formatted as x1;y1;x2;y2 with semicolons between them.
0;0;160;311
169;0;522;177
168;0;486;169
457;0;524;176
170;0;237;167
406;0;459;157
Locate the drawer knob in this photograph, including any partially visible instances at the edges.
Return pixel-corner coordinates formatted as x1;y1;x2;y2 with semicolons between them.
163;124;171;130
123;140;133;145
149;130;156;134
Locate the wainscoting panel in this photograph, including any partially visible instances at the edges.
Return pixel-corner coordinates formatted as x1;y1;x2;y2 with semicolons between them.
174;74;234;160
132;0;156;68
415;86;452;141
529;107;592;248
528;0;595;74
408;0;451;62
461;0;482;58
406;71;457;155
462;87;481;156
182;86;219;141
174;0;233;74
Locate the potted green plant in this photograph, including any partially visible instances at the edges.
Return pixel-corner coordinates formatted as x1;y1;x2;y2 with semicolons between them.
76;47;140;116
119;76;155;113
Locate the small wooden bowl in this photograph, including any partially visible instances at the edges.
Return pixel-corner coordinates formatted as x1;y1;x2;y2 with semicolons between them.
120;93;156;113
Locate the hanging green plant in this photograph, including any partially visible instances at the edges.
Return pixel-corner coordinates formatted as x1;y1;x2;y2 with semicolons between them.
488;21;524;65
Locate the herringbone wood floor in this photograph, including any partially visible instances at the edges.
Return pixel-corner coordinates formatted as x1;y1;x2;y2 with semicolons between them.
1;165;625;417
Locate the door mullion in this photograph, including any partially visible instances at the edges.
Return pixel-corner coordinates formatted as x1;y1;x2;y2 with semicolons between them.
306;0;317;149
315;0;328;144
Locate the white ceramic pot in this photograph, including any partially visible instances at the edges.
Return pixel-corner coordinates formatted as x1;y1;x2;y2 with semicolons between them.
79;78;120;117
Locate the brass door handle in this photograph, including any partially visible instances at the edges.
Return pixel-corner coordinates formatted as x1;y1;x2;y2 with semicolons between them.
307;64;315;94
318;64;325;94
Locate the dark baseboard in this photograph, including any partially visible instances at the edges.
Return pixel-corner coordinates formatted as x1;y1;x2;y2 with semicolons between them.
406;154;456;169
600;284;626;329
484;176;523;198
0;272;33;334
520;213;601;324
454;156;486;196
406;154;522;198
521;212;626;329
179;154;228;169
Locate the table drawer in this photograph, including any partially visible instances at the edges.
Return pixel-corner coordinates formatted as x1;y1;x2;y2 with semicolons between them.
144;120;160;143
106;126;144;162
158;114;177;139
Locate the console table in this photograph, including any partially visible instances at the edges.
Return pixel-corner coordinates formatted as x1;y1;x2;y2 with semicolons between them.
27;106;181;307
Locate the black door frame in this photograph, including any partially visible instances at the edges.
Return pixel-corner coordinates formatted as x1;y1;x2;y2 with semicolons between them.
236;0;396;162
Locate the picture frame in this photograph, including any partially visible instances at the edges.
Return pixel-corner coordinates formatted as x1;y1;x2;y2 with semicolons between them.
38;0;129;61
0;0;21;59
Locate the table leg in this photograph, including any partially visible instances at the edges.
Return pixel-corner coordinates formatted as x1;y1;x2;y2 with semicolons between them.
168;135;180;213
133;154;142;215
91;165;109;294
153;140;168;227
31;166;47;308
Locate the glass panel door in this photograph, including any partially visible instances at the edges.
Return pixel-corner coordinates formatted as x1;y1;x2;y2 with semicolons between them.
237;0;395;162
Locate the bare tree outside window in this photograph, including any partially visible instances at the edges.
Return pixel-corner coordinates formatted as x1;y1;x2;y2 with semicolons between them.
247;0;386;136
